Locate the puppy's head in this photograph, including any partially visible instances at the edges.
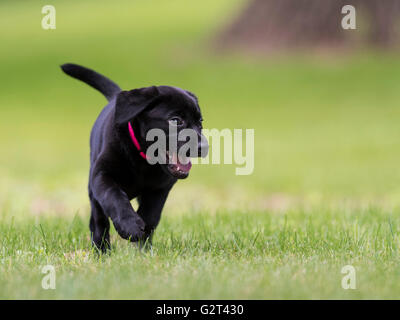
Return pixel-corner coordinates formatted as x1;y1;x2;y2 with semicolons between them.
114;86;208;179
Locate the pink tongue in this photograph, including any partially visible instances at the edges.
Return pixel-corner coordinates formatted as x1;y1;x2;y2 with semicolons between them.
177;158;192;172
171;153;192;172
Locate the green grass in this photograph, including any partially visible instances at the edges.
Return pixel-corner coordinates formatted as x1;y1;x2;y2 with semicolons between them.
2;208;400;299
1;0;400;299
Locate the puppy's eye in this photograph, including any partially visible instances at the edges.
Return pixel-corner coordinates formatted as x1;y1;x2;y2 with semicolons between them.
168;117;184;126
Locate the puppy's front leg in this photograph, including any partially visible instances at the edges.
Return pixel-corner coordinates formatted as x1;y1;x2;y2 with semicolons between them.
92;172;145;242
138;188;171;242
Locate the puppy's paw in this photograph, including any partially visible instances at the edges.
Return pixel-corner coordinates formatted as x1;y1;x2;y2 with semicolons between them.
114;215;145;242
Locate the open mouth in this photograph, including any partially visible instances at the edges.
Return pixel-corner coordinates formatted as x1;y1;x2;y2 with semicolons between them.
164;151;192;179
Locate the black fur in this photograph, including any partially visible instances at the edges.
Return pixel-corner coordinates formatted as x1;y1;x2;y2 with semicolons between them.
61;63;121;101
61;63;207;252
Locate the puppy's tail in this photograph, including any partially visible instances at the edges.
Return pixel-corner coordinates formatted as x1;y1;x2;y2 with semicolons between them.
61;63;121;101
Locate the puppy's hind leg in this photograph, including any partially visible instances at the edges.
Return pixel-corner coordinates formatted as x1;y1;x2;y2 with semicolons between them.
89;192;110;253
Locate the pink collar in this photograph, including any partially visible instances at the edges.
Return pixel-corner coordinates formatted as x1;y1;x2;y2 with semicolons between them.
128;122;147;160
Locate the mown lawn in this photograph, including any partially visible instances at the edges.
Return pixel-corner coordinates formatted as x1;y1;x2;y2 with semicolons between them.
2;208;400;299
1;0;400;299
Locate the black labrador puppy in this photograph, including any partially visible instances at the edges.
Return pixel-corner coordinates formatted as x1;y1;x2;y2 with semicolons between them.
61;64;207;251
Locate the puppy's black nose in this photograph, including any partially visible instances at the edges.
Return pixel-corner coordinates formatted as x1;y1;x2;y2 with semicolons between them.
197;135;208;158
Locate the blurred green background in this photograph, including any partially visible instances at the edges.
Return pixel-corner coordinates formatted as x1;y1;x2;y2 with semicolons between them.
1;0;400;299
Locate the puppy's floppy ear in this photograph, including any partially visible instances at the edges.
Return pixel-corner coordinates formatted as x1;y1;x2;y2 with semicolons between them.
114;86;159;125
